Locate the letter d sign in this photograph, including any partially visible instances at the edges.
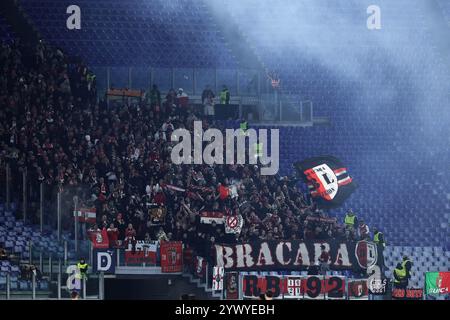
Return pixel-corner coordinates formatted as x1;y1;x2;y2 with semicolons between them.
94;250;115;274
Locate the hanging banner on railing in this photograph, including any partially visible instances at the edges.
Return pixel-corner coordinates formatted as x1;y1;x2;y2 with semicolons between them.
212;266;225;290
242;275;284;299
215;240;381;271
242;275;346;300
391;288;424;300
93;249;116;274
160;241;183;273
89;227;110;249
323;276;346;300
242;275;348;300
124;240;158;264
283;276;304;299
348;279;369;300
225;272;240;300
299;276;327;300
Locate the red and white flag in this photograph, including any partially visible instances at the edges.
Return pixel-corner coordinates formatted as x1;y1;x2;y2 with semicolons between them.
212;266;225;290
90;227;109;249
73;207;97;223
200;211;224;224
125;240;158;264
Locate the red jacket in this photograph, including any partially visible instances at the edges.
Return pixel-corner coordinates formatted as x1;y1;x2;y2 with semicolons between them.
218;185;229;200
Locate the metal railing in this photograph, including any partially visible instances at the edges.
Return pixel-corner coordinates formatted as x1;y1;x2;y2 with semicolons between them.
1;245;102;300
92;66;268;98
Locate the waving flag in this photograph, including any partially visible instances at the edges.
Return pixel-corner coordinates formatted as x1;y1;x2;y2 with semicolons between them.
295;156;357;209
200;211;225;224
425;272;450;295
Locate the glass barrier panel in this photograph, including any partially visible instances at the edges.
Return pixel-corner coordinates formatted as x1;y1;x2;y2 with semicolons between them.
259;93;280;121
173;68;194;95
239;69;260;96
280;94;302;122
217;69;238;96
153;68;173;94
194;68;215;95
90;67;108;97
109;67;129;89
131;67;151;91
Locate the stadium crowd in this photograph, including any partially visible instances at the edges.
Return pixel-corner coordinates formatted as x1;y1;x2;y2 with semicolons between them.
0;40;373;260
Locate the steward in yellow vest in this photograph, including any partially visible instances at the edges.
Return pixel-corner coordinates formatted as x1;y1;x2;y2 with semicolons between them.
373;228;386;247
393;263;407;289
77;258;89;280
344;209;357;229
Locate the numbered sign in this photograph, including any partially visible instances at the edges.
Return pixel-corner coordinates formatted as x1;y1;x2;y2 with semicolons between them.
284;277;304;299
324;276;346;299
303;276;326;300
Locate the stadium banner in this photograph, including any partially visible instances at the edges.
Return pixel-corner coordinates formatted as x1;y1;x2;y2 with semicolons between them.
225;272;240;300
93;249;116;274
124;240;158;264
324;276;346;299
301;276;327;300
348;279;369;300
425;271;450;295
160;241;183;273
391;288;424;300
212;266;225;290
242;274;285;299
241;275;346;299
368;277;388;295
294;156;357;209
215;240;381;272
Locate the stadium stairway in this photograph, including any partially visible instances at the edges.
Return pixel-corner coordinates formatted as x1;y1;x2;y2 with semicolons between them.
182;270;222;299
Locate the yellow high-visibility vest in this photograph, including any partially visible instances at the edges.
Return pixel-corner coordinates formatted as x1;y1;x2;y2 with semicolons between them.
394;268;406;283
401;259;411;270
77;263;88;272
374;232;385;246
344;214;356;226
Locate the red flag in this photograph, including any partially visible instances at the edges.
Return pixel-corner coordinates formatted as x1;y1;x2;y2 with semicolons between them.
91;227;110;249
160;241;183;273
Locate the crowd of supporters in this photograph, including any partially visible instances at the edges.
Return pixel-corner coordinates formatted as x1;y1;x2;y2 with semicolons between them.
0;41;374;260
